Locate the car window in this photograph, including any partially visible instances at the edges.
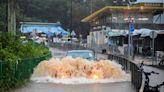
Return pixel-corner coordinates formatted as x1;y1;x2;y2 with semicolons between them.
67;51;94;60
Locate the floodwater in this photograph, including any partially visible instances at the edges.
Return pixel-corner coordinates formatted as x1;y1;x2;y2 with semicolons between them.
31;57;130;84
13;81;136;92
13;48;136;92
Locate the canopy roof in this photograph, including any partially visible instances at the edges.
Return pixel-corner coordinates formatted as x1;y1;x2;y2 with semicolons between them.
20;22;70;36
108;31;127;37
81;6;164;22
107;28;164;37
135;0;164;3
133;28;164;37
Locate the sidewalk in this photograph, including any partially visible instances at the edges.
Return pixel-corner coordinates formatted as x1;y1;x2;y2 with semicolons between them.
133;55;153;65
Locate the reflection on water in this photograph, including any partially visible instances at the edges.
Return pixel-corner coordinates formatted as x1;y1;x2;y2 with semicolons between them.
31;57;130;84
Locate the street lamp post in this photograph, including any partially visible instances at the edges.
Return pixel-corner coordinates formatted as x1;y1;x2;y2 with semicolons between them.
152;31;155;64
150;31;157;64
128;23;131;59
128;16;134;60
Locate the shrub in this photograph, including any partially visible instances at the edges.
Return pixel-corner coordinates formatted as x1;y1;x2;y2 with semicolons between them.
0;32;50;61
0;32;51;91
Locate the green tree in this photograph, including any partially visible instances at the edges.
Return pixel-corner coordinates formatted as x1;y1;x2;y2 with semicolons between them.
0;0;7;32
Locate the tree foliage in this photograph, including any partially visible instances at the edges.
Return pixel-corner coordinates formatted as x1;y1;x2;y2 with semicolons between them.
0;0;7;32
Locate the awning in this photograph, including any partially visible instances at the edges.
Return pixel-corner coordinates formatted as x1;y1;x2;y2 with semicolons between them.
133;28;164;37
20;22;70;36
135;0;164;4
108;31;127;37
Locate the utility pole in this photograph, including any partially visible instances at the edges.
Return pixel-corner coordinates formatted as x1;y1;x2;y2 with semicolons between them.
71;0;73;31
152;31;155;64
7;0;16;35
90;0;93;14
128;22;131;59
150;31;157;64
90;0;93;48
70;0;73;44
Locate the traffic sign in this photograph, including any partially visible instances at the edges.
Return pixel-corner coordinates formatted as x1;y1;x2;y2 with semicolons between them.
130;24;135;33
71;30;76;36
150;31;157;39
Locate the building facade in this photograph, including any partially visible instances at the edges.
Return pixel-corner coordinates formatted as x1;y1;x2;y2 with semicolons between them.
82;0;164;55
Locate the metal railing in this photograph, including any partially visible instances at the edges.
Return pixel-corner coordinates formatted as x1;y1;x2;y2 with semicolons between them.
108;54;142;92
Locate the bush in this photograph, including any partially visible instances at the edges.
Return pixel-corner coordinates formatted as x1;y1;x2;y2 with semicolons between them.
0;32;49;61
0;32;51;91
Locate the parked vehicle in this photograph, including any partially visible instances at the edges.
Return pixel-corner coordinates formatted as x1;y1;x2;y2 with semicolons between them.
66;50;96;60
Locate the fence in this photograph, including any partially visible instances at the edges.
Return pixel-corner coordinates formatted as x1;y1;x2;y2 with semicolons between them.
50;42;86;50
108;54;142;92
0;53;52;91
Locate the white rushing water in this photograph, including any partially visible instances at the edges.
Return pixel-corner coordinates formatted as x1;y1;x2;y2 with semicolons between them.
31;76;130;84
31;57;130;84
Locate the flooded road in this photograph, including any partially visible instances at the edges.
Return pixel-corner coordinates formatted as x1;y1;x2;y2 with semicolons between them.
13;48;136;92
13;82;136;92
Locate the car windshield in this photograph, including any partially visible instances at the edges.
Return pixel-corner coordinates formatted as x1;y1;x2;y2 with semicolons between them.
67;51;94;60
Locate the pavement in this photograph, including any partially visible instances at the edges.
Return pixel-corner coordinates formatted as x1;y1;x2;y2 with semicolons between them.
132;54;164;91
142;66;164;91
133;55;155;65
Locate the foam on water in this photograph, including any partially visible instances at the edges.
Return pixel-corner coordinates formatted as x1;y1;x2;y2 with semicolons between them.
31;76;130;84
31;57;130;84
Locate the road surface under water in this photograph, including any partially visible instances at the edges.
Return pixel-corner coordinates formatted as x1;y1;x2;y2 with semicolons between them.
13;81;136;92
13;48;136;92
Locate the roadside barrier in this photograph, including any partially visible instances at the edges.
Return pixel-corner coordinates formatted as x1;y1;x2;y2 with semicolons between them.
108;54;142;92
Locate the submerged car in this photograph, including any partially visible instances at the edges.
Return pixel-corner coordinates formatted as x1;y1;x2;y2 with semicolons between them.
66;50;96;60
